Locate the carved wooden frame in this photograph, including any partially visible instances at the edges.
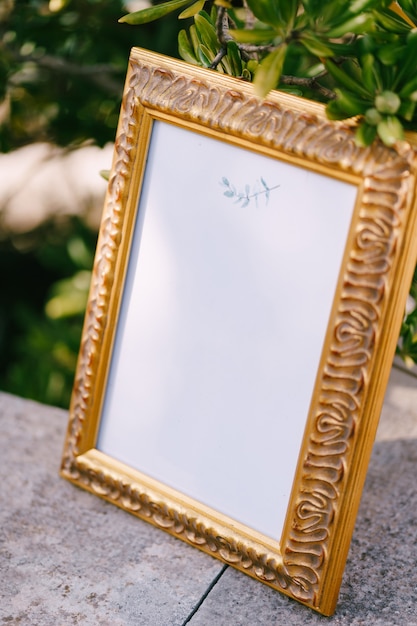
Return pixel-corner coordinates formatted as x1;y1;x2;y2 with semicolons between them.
61;48;417;615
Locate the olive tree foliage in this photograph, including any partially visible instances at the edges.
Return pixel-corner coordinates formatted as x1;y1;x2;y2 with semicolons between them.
120;0;417;366
0;0;180;150
121;0;417;147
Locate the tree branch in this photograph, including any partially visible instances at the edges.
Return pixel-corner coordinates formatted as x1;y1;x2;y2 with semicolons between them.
279;74;336;100
215;6;233;46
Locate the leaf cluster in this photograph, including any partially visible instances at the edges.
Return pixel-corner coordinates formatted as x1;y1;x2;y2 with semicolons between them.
120;0;417;147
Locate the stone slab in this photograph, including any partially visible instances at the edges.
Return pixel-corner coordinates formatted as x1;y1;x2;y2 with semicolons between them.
1;366;417;624
0;394;222;625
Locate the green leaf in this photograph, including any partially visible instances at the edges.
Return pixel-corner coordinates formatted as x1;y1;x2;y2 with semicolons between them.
361;53;382;93
375;90;401;114
372;8;412;33
355;121;377;146
225;40;242;76
338;57;365;85
326;13;374;38
299;33;334;57
179;0;205;19
276;0;299;26
399;74;417;98
398;99;416;121
245;0;281;26
389;1;416;27
333;88;370;117
376;42;407;66
279;86;303;97
300;0;324;17
349;0;381;12
365;107;383;125
326;99;352;121
392;28;417;89
324;40;365;57
377;115;404;145
119;0;193;24
194;11;218;50
325;59;371;98
357;34;376;55
178;29;199;64
254;44;287;98
189;23;200;54
198;44;215;67
400;0;417;17
229;28;278;44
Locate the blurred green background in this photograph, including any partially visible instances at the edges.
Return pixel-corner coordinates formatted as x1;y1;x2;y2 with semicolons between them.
0;0;179;408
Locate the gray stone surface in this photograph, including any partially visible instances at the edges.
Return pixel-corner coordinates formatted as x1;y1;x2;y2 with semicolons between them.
1;365;417;624
0;394;222;625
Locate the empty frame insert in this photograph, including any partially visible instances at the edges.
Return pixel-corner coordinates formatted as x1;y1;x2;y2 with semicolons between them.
61;48;417;615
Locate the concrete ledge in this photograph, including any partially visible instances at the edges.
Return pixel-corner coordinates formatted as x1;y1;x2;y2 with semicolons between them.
1;366;417;624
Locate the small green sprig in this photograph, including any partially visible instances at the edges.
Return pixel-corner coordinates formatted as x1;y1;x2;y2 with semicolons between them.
220;176;279;207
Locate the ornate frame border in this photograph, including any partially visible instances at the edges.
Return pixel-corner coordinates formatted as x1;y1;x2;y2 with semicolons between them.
61;48;417;615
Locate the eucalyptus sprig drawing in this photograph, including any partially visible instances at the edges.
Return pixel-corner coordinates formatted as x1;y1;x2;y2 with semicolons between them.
220;177;280;208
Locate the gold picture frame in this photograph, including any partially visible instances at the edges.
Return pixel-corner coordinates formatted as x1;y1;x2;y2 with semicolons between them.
61;48;417;616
